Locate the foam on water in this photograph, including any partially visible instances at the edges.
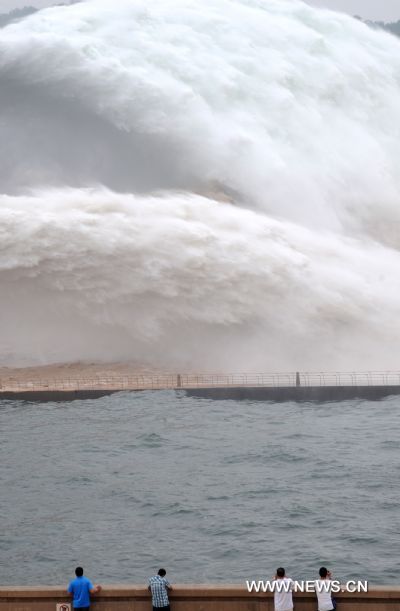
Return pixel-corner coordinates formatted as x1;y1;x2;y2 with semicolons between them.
1;0;400;367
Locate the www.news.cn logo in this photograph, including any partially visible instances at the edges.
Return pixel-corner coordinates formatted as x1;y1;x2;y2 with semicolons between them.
246;580;368;593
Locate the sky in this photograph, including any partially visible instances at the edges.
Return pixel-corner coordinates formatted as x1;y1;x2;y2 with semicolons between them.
1;0;400;22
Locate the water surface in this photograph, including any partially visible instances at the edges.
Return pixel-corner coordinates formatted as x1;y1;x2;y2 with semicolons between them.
0;391;399;585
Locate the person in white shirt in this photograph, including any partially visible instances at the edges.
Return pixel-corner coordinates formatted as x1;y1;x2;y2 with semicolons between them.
273;567;294;611
315;567;335;611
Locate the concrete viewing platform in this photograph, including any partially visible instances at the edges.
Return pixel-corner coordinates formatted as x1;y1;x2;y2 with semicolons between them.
1;370;400;402
0;585;399;610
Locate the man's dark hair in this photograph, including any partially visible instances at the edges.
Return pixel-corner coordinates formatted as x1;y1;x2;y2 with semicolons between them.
319;567;328;578
158;568;166;577
276;567;285;578
75;567;84;577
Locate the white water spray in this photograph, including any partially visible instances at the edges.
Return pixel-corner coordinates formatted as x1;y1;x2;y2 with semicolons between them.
1;0;400;368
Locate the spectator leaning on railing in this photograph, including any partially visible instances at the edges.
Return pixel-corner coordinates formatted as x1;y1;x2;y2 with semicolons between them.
273;567;294;611
148;568;173;611
67;566;101;611
316;567;336;611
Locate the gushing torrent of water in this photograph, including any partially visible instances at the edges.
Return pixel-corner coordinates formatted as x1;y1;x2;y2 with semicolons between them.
1;0;400;369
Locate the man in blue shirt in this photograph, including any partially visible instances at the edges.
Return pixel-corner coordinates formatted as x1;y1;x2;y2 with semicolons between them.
67;566;101;611
148;568;172;611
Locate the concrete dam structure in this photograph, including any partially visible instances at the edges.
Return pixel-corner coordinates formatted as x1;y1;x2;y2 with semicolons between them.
0;585;399;611
1;371;400;402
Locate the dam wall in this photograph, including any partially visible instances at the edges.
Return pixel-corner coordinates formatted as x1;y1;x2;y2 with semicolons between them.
2;385;400;403
2;371;400;402
0;585;399;611
184;385;400;402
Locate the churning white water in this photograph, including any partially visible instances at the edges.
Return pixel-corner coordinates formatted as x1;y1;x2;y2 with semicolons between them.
1;0;400;368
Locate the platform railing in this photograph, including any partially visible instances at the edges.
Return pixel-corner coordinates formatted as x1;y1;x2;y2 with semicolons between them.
1;371;400;392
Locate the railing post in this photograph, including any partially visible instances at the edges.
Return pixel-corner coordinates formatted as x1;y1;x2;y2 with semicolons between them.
177;374;182;388
296;371;301;387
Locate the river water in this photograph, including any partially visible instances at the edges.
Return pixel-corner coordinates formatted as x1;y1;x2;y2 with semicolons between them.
0;391;399;585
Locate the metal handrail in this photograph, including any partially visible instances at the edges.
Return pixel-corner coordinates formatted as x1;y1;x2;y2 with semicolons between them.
1;371;400;393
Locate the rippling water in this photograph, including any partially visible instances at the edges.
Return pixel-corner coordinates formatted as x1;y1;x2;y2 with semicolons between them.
0;391;399;585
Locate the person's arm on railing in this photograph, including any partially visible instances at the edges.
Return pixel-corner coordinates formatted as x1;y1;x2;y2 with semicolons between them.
90;584;102;594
